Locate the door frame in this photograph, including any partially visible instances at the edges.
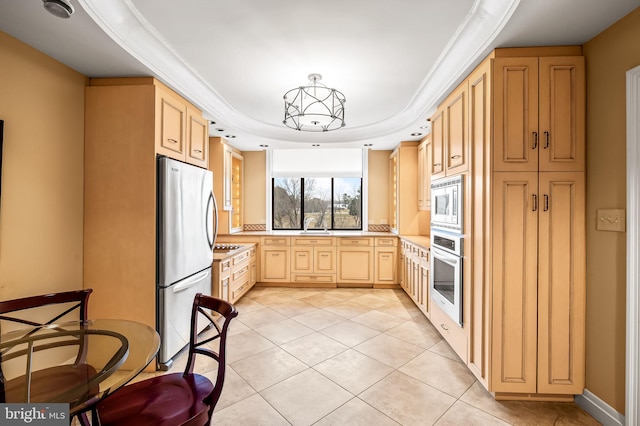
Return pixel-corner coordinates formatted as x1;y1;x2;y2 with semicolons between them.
626;64;640;426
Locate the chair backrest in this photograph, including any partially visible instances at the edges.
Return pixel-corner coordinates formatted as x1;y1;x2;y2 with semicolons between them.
0;289;92;332
184;293;238;415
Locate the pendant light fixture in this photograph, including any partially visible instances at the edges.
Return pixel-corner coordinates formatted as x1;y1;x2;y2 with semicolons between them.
283;74;346;132
42;0;75;19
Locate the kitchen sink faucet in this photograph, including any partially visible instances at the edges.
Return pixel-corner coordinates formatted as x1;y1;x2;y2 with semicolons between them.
304;217;315;232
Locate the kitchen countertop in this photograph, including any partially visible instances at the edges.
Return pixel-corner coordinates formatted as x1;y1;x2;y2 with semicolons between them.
218;231;431;249
399;235;431;249
221;230;398;237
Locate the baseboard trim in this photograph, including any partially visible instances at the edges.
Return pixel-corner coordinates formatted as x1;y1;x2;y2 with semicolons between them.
575;389;625;426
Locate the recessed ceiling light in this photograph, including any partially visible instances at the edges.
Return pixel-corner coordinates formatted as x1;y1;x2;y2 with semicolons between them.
419;125;429;129
225;135;236;138
312;144;320;147
43;0;74;19
411;132;422;137
259;144;269;148
364;143;373;147
216;128;224;132
209;121;216;125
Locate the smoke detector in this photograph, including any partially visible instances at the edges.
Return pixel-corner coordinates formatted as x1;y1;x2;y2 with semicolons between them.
43;0;75;19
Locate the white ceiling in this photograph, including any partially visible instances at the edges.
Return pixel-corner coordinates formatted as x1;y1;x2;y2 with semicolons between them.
1;0;639;151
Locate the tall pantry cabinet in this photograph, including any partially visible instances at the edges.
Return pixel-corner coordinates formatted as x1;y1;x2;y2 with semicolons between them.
437;47;586;400
489;52;586;397
84;77;209;332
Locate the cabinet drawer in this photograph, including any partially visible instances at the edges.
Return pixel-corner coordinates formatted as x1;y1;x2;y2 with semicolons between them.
375;237;398;247
232;264;250;282
231;279;251;302
261;237;290;246
232;249;250;266
339;237;373;246
291;274;336;284
430;303;468;363
292;237;335;246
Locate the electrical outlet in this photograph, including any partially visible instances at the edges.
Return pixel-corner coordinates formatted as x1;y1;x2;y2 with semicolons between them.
596;209;625;232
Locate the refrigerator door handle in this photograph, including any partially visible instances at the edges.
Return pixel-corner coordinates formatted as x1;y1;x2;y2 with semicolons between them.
206;191;218;250
172;270;209;293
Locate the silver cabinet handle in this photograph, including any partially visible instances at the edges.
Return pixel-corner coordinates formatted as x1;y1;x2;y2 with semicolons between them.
532;131;538;149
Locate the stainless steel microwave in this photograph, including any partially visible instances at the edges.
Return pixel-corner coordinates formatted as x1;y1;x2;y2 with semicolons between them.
431;176;463;232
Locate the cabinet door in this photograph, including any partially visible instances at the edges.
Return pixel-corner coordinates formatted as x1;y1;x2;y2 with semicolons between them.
468;58;492;385
419;253;429;316
186;107;208;168
491;172;539;393
260;246;290;282
538;57;585;172
156;87;186;161
230;153;243;231
430;107;445;179
417;138;431;210
444;83;469;175
389;152;398;232
537;172;585;394
374;247;397;284
315;247;336;274
291;246;313;274
337;247;374;284
494;58;539;172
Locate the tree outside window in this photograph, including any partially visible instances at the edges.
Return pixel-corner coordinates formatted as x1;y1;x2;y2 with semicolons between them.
273;177;362;230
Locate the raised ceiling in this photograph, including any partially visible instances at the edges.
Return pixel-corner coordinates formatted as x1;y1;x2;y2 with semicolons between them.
1;0;639;150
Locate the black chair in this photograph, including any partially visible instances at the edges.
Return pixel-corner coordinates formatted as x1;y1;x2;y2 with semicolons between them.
95;293;238;426
0;289;94;424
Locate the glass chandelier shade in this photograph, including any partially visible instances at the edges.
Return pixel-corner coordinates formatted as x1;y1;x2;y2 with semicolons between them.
283;74;346;132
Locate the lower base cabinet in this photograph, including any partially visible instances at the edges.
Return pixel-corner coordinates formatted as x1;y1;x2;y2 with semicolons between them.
337;238;374;285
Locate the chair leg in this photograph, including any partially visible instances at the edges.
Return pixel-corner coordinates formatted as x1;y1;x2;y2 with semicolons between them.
75;412;91;426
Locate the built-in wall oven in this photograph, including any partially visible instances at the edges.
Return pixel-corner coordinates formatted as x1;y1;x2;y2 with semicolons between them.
430;230;463;325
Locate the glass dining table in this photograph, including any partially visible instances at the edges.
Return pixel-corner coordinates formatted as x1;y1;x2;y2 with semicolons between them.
0;319;160;421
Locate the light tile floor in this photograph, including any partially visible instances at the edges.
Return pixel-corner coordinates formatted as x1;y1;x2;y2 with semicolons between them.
152;287;601;425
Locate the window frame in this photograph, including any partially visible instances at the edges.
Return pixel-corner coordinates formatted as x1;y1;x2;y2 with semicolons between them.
271;177;363;231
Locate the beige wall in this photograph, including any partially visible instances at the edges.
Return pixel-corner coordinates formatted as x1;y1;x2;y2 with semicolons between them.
368;149;391;225
583;6;640;413
0;31;86;300
243;150;267;225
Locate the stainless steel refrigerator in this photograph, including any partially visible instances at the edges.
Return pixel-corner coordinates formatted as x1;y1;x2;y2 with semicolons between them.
157;156;217;369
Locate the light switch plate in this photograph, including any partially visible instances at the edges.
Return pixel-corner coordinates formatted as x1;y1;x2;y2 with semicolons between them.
597;209;626;232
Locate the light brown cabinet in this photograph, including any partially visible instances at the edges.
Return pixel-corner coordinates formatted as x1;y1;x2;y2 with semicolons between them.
260;237;290;283
186;106;209;168
374;237;398;285
491;171;585;395
399;239;429;317
493;56;585;173
337;238;374;286
389;142;420;234
417;136;431;210
213;258;231;302
430;83;469;178
84;77;209;330
290;237;336;284
209;137;243;234
425;47;586;400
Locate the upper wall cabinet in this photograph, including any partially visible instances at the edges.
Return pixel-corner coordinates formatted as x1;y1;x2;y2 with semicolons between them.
389;142;420;234
209;137;243;234
152;83;208;167
417;136;431;211
186;106;209;168
431;83;469;179
493;56;585;172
